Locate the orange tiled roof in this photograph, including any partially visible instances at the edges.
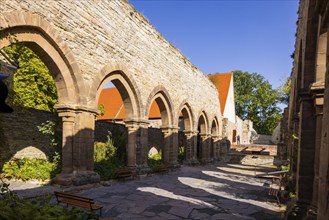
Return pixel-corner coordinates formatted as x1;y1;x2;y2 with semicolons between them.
208;72;233;115
97;87;161;120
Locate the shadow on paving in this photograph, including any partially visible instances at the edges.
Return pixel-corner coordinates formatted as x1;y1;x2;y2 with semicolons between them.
9;163;284;220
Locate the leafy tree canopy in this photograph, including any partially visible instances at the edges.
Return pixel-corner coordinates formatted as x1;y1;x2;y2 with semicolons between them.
277;76;291;105
233;70;282;135
4;43;58;112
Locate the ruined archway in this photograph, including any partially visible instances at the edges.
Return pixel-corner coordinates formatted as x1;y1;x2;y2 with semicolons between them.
196;111;209;162
211;117;220;160
177;102;194;163
91;63;142;171
0;12;85;105
0;12;88;179
145;86;174;165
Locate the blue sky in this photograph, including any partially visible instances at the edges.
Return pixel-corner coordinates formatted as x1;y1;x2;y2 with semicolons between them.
129;0;299;89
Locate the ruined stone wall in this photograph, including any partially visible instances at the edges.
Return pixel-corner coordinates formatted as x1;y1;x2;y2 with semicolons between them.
1;0;221;126
0;107;60;166
285;0;329;219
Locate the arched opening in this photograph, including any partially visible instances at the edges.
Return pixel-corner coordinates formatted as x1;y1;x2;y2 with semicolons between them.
94;70;140;180
211;117;219;160
0;14;83;180
0;43;61;179
197;112;208;162
177;103;193;164
146;89;173;170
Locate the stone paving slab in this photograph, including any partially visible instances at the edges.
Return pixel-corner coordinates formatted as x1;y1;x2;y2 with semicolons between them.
8;163;285;219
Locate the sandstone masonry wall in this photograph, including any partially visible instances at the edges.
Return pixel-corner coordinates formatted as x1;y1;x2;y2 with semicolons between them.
1;0;221;127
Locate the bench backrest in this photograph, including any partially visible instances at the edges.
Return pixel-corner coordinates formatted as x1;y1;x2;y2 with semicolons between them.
55;191;95;204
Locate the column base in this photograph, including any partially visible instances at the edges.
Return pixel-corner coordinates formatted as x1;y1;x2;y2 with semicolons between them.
136;164;151;175
303;208;317;220
183;159;200;166
53;171;100;186
285;201;308;220
169;161;181;169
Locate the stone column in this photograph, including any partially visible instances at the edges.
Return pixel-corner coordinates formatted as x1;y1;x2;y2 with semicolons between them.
317;27;329;220
73;110;97;172
125;119;150;174
212;135;220;161
199;133;208;163
293;90;316;218
54;105;100;186
206;134;212;162
191;130;198;161
170;127;180;168
58;110;76;174
182;130;199;165
318;84;329;220
306;84;324;219
184;130;194;161
125;121;138;170
161;127;172;165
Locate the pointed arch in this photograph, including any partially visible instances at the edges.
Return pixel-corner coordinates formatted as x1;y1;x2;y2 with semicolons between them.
145;86;174;127
211;116;219;137
0;11;85;105
197;111;209;134
177;101;194;131
90;63;142;120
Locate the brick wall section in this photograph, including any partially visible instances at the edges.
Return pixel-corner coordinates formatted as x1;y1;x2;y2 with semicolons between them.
1;0;221;126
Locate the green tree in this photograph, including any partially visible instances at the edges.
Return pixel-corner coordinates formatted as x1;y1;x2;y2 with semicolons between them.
278;76;291;105
233;70;282;135
3;43;58;112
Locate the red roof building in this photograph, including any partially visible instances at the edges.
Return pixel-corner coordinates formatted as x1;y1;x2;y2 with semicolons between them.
97;87;161;121
208;72;236;124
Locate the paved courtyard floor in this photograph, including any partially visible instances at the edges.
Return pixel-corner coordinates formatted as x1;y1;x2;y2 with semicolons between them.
10;163;285;220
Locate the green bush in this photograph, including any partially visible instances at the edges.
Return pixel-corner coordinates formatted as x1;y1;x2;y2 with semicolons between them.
94;130;126;181
148;151;165;172
178;146;185;163
0;179;97;220
94;160;119;181
1;157;59;181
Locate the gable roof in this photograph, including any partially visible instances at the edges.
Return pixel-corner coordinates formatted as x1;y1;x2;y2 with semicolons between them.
97;87;161;120
208;72;233;115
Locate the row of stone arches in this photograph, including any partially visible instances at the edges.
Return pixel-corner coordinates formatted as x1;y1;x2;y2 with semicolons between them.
95;66;221;168
0;11;222;184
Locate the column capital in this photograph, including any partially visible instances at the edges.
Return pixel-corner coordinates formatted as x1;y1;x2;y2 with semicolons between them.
124;118;150;128
160;126;179;132
310;81;325;108
55;103;98;115
212;135;220;140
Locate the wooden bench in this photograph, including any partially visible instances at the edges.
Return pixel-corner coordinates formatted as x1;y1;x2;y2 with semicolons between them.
267;175;283;205
117;167;134;181
54;191;103;216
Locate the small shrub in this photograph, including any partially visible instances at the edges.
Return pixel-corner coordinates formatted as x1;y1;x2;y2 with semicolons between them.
94;160;119;181
93;130;126;181
148;151;164;172
0;178;96;219
178;146;185;163
281;165;289;171
1;158;59;181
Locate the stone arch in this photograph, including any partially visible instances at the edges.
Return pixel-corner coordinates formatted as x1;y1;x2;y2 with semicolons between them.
197;111;209;134
211;116;219;136
210;116;220;160
176;101;194;131
145;86;174;127
0;11;85;105
196;111;209;162
90;63;142;120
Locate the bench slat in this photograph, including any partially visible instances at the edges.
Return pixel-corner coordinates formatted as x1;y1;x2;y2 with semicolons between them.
55;191;103;215
60;198;102;210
